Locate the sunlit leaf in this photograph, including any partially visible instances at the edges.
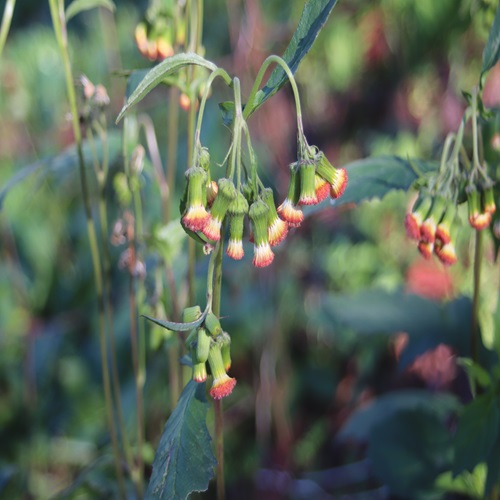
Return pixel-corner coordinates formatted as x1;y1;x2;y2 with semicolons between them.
65;0;115;21
482;2;500;77
143;307;208;333
146;380;216;499
117;53;217;123
245;0;339;117
337;156;438;207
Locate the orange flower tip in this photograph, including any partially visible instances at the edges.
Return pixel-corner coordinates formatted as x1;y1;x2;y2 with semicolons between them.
268;217;289;247
315;178;330;203
299;194;319;206
226;240;244;260
193;373;207;383
418;241;434;260
157;40;174;60
420;219;436;243
469;212;492;230
224;362;231;371
182;206;210;232
435;243;457;266
404;213;422;240
201;217;222;241
209;376;237;400
485;203;497;215
277;200;304;227
330;168;348;199
253;243;274;268
435;225;451;245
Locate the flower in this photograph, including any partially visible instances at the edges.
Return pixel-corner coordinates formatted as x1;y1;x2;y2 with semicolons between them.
435;205;456;245
482;185;496;215
405;196;432;240
420;196;446;244
315;153;348;199
261;188;288;247
206;180;218;207
277;163;304;227
468;187;492;230
181;167;211;232
208;344;236;400
226;192;248;260
298;160;319;205
418;240;434;259
315;175;330;203
202;178;237;241
470;211;492;230
249;199;274;267
192;362;207;382
435;241;457;266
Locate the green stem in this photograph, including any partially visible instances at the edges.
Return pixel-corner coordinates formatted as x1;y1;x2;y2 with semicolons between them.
472;88;481;169
166;86;180;222
48;1;125;495
0;0;15;57
471;229;483;367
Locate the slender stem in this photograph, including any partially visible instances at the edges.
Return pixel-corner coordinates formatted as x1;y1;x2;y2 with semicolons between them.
472;88;481;169
471;229;483;366
166;86;180;222
48;1;125;495
0;0;15;57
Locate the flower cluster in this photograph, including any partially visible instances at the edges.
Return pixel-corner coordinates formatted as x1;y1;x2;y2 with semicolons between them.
180;148;347;267
183;306;235;400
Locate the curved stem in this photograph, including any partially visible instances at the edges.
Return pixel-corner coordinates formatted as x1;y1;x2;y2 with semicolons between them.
0;0;15;57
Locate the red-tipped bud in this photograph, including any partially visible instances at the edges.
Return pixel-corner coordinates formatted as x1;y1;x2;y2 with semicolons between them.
420;196;446;244
207;344;236;400
467;188;480;223
182;167;210;232
418;240;434;260
226;192;248;260
404;196;432;240
277;163;304;227
316;153;348;199
435;204;457;245
330;168;348;199
134;22;149;56
219;332;232;371
298;160;319;206
482;186;496;215
249;199;274;267
435;241;458;266
470;211;492;230
157;35;174;60
315;175;330;203
202;178;237;242
192;362;207;382
261;188;288;247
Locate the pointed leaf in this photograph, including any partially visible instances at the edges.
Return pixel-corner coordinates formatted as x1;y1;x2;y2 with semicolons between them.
245;0;339;117
143;307;208;333
337;156;438;207
65;0;115;21
482;2;500;77
116;53;217;122
452;392;500;476
146;380;216;499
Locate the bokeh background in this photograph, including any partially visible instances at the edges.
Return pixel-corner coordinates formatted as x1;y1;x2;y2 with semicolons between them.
1;0;499;498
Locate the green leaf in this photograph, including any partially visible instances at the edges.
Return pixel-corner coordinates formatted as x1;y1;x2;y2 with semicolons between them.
116;53;217;123
435;465;486;498
65;0;115;22
146;380;216;499
456;358;492;389
485;422;500;496
482;2;500;77
245;0;339;117
337;156;438;207
368;408;453;496
453;392;500;476
143;307;208;333
339;390;460;442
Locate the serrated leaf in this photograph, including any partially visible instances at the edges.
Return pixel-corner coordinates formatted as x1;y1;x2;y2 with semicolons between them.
339;390;460;442
453;393;500;476
146;380;216;499
143;307;208;333
0;132;121;210
117;53;217;123
368;408;453;496
337;156;438;207
65;0;115;21
482;2;500;77
245;0;339;117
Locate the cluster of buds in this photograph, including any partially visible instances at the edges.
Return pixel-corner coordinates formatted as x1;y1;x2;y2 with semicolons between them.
183;306;235;400
405;195;460;266
466;184;496;230
134;18;175;61
180;148;347;268
277;152;348;228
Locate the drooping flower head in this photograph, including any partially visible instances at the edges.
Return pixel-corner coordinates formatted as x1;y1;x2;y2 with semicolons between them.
226;192;249;260
435;213;460;266
277;163;304;227
420;196;446;244
261;188;288;247
202;178;237;242
298;160;319;206
316;153;348;199
181;166;210;232
207;343;236;400
435;204;457;245
482;185;496;215
206;180;218;207
315;175;330;203
468;187;492;230
249;199;274;267
219;332;232;371
405;195;432;241
418;240;434;260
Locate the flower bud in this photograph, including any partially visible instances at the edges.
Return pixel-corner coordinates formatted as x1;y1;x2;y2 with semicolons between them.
219;332;232;371
434;220;459;266
420;196;446;244
277;163;304;227
405;195;432;241
206;180;218;207
249;199;274;267
207;344;236;400
202;178;237;241
435;204;457;245
134;22;149;56
242;182;257;204
315;175;330;203
468;187;492;230
190;345;207;383
205;312;223;337
182;167;211;232
298;160;319;205
482;185;496;215
261;188;288;247
418;240;434;260
226;192;249;260
157;35;174;60
182;305;202;323
316;153;348;199
198;147;210;171
196;328;211;363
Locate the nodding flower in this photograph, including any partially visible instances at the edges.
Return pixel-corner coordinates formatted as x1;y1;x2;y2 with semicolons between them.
201;178;237;242
208;343;236;400
418;240;434;260
298;160;319;206
261;188;288;247
435;240;458;266
249;199;274;268
315;175;330;203
405;196;432;241
277;163;304;227
315;153;348;200
226;192;249;260
468;187;492;230
182;167;211;232
482;185;496;215
420;196;446;244
435;204;456;245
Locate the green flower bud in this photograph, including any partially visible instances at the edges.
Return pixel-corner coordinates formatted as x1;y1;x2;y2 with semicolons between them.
196;328;211;363
182;305;202;323
298;160;318;206
205;312;223;337
202;178;237;242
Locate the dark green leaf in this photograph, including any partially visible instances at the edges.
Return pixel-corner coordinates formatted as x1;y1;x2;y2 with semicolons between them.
65;0;115;21
0;132;121;210
339;390;460;442
146;380;216;499
482;2;500;77
485;418;500;496
453;392;500;476
337;156;438;207
116;53;217;123
143;307;208;333
245;0;339;117
368;408;453;496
